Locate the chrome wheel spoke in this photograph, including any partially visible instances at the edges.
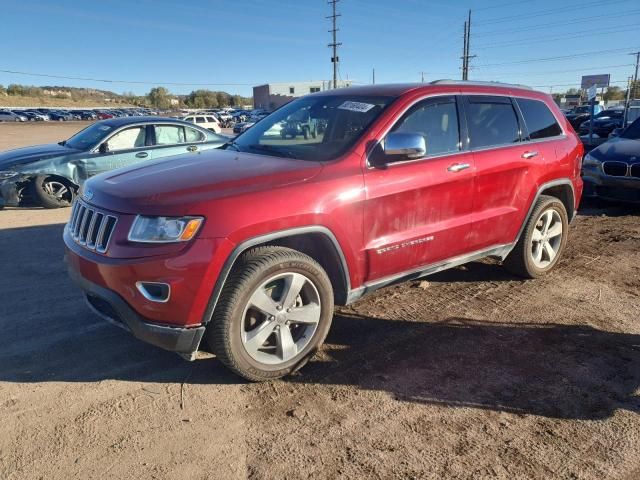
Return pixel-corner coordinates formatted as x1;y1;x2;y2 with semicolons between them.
276;325;297;361
281;273;306;308
547;222;562;239
249;288;279;316
287;303;321;324
244;319;277;352
541;211;553;234
543;241;556;262
533;242;544;264
532;229;543;242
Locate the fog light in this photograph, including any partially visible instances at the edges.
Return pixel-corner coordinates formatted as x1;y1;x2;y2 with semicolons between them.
136;282;171;303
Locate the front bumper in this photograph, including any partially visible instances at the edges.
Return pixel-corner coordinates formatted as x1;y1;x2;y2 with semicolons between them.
582;167;640;203
66;252;206;357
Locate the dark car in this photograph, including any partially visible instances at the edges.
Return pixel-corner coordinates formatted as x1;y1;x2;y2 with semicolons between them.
73;110;98;121
582;117;640;203
48;110;74;121
565;104;603;130
578;109;624;137
0;117;229;209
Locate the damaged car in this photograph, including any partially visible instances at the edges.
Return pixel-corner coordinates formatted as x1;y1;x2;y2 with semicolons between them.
0;117;228;209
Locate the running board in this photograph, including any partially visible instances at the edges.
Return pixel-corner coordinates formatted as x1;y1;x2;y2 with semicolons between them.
345;244;513;305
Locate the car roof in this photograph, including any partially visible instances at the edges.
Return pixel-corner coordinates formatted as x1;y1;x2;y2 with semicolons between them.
311;80;538;98
100;116;194;127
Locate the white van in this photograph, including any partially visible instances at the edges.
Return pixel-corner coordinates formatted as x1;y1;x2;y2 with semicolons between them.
181;114;222;133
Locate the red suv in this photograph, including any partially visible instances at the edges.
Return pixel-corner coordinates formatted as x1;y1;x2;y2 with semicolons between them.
64;81;583;381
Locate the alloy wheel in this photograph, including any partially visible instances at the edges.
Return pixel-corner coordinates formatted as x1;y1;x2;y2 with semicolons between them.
241;272;321;365
530;209;563;269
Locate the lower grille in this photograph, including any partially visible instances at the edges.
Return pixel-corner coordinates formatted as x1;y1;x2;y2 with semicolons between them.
68;199;118;253
630;164;640;179
602;161;628;177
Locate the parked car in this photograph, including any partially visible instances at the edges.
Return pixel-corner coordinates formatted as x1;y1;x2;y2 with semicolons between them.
24;110;50;121
48;110;74;121
565;104;603;130
578;109;625;137
582;117;640;203
64;81;583;381
73;110;98;121
181;114;222;133
233;121;255;134
96;111;114;120
280;110;318;139
0;117;228;209
0;111;26;122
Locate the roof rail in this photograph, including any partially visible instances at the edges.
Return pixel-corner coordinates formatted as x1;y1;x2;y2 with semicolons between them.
429;79;533;90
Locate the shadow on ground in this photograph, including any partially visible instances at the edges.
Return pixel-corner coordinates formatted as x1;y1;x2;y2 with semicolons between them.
1;219;639;423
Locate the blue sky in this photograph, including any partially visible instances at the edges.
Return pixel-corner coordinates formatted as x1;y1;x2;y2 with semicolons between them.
1;0;639;97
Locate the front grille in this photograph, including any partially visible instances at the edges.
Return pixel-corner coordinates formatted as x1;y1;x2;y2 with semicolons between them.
630;164;640;179
68;199;118;253
602;161;628;177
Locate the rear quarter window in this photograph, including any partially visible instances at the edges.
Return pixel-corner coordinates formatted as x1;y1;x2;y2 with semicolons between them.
516;98;562;140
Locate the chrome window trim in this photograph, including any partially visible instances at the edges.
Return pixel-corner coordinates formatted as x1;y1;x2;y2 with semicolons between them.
366;91;567;169
89;121;210;153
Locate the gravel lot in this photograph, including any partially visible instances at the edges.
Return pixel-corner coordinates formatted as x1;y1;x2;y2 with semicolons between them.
1;122;639;479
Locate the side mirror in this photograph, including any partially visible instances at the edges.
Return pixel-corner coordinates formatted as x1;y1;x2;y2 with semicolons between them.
99;142;109;153
383;132;426;160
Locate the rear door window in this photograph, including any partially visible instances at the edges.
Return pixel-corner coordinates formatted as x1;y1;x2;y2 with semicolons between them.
516;98;562;140
466;96;521;149
195;117;206;124
185;126;205;142
154;125;186;145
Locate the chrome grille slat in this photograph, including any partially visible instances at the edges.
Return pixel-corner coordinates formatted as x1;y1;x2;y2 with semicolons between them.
67;199;118;254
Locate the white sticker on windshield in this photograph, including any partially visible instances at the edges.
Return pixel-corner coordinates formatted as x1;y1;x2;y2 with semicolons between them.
338;101;376;113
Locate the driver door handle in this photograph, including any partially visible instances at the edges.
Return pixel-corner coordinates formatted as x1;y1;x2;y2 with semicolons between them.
135;152;148;158
187;145;198;152
521;151;539;159
447;163;470;172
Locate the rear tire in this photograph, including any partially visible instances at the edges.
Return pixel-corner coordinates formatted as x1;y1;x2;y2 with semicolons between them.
31;175;75;209
503;195;568;278
207;246;334;382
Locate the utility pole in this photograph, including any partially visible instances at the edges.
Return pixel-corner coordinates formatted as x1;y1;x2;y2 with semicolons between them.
420;71;426;83
327;0;342;89
461;10;476;81
372;68;375;84
623;52;640;126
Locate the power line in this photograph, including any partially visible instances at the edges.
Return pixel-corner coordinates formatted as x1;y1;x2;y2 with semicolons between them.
475;24;639;50
0;68;256;86
475;0;632;25
474;47;640;68
474;10;640;37
475;64;634;77
474;0;530;11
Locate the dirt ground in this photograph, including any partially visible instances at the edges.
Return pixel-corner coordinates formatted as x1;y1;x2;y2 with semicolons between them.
1;125;639;480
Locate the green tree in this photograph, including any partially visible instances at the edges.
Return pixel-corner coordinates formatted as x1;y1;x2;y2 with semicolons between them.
0;84;5;95
603;86;625;101
147;87;172;109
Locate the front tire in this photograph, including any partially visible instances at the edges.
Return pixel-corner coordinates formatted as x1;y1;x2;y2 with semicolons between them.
503;195;568;278
207;246;334;381
31;175;75;208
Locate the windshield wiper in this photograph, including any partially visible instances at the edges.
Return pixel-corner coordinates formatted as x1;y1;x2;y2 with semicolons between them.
246;144;296;159
58;140;67;147
224;140;241;151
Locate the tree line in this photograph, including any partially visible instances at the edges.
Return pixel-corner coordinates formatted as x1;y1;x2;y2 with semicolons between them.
0;83;253;109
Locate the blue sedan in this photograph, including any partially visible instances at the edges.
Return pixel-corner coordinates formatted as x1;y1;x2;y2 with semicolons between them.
0;117;228;208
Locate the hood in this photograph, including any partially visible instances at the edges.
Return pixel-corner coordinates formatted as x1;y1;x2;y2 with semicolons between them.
84;149;324;214
590;137;640;163
0;143;79;170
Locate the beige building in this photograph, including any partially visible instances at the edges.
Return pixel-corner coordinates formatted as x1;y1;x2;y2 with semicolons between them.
253;80;352;111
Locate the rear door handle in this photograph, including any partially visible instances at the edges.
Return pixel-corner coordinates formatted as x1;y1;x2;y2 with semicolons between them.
447;163;470;172
135;152;148;158
187;145;198;152
521;151;539;159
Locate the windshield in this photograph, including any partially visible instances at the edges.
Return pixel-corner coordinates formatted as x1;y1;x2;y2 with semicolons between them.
573;106;590;114
227;94;395;161
621;118;640;140
65;122;114;150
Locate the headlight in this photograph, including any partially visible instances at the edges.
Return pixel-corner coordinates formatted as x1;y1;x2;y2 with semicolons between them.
582;153;601;167
128;215;204;243
0;171;18;180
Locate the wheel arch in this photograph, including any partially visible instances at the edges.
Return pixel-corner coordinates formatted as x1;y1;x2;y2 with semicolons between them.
507;179;575;258
202;226;351;326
